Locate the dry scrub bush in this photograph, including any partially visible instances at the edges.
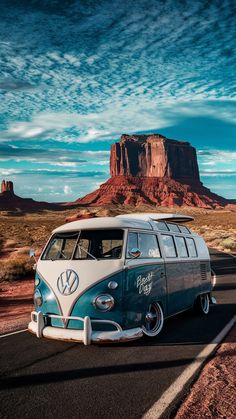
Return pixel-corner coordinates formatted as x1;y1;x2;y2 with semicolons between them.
14;246;31;256
3;239;17;249
220;239;236;252
0;256;34;282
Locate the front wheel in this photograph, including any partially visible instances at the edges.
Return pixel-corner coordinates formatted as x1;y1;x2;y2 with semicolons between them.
194;293;210;315
142;302;164;337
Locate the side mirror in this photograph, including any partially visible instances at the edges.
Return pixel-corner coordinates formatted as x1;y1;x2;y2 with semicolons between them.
29;249;35;258
129;248;141;259
29;249;37;263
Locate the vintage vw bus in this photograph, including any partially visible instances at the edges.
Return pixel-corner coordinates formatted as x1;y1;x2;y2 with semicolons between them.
28;213;214;345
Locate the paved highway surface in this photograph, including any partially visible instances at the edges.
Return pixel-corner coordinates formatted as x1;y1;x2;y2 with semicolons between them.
0;249;235;419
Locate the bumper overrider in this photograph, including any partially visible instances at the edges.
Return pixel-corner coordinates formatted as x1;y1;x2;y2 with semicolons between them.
28;311;143;345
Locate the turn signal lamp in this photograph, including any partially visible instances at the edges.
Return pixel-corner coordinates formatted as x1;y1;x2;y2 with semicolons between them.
34;289;43;307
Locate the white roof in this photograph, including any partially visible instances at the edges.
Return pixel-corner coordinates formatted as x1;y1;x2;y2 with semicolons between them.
53;216;153;233
116;213;193;223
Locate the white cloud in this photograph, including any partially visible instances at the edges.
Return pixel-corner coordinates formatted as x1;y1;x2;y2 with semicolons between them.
201;161;216;166
201;173;236;177
51;162;77;167
199;149;236;169
1;96;235;144
0;168;22;175
96;160;110;165
202;169;236;173
63;185;72;195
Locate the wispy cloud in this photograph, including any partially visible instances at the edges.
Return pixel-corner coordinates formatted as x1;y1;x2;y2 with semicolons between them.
0;0;235;137
201;173;236;177
1;100;235;144
0;0;235;200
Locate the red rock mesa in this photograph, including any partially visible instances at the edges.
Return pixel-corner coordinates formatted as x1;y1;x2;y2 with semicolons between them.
75;134;229;208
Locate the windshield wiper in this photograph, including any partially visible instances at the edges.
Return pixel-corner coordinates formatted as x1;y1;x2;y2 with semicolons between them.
76;244;97;261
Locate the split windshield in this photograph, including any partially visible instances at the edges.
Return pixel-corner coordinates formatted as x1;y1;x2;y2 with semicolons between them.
42;229;124;260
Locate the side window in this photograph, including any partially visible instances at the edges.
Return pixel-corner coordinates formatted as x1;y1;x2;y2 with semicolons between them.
155;221;169;231
126;232;138;257
139;233;161;258
179;225;190;234
161;235;177;258
167;223;180;232
175;236;188;258
186;237;197;257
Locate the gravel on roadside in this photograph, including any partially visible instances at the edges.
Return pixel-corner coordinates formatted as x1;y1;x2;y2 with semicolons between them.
175;322;236;419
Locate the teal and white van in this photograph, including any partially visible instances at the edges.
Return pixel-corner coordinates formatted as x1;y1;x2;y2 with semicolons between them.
28;213;214;345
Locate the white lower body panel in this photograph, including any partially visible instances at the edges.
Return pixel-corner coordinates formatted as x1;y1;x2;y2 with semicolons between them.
28;311;143;345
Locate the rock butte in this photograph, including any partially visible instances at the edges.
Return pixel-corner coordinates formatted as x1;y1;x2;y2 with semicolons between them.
75;134;231;209
0;179;61;211
1;180;14;194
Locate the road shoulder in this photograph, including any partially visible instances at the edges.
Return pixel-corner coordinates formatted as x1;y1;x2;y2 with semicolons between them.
175;321;236;419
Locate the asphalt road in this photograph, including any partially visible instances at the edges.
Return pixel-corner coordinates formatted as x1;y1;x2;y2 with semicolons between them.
0;250;235;419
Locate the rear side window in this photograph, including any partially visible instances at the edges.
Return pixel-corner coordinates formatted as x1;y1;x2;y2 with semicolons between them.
186;237;197;257
161;235;177;258
179;225;190;234
167;223;180;233
175;236;188;258
155;221;169;231
126;232;161;258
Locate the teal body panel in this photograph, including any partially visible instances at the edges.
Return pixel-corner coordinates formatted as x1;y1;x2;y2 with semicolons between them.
165;261;186;315
123;262;167;329
165;261;197;315
68;271;124;331
183;261;200;308
165;260;212;316
35;272;63;328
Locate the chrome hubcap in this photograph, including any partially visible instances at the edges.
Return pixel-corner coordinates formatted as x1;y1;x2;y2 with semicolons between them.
142;303;163;336
145;312;156;322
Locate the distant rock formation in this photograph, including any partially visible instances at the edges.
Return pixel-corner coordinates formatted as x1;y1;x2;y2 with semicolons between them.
74;134;231;209
1;180;14;194
111;134;200;182
0;179;61;212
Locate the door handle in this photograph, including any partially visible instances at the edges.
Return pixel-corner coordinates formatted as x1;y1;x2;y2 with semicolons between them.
160;272;165;278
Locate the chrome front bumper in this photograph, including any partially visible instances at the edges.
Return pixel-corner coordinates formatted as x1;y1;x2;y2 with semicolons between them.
28;311;143;345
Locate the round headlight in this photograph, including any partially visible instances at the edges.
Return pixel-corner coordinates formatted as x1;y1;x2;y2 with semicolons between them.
93;294;115;312
35;277;40;286
34;289;43;307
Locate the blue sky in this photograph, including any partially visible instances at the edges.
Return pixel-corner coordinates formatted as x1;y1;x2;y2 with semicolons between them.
0;0;235;202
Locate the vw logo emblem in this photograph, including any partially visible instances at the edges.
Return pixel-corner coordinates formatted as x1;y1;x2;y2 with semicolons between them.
57;270;79;295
